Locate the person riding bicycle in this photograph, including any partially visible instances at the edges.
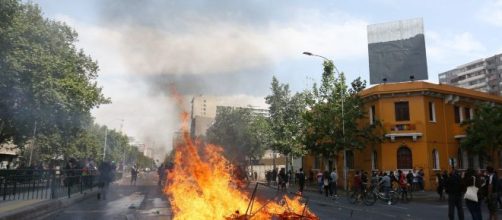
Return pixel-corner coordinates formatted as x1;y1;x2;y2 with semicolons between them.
379;172;392;205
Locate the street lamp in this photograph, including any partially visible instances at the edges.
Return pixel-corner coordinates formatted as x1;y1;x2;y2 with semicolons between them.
303;51;347;190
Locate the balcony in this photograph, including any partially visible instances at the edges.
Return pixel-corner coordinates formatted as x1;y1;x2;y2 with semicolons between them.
390;123;416;131
386;123;422;142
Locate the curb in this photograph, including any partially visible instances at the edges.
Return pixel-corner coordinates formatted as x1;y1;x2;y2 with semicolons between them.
0;191;98;220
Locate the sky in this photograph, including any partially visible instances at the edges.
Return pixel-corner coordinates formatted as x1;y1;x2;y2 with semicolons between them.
31;0;502;160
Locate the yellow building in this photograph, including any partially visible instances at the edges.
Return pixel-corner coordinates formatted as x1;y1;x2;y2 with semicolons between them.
303;81;502;190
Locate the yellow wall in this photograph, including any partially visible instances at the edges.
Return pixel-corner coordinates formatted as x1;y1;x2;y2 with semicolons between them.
303;82;502;190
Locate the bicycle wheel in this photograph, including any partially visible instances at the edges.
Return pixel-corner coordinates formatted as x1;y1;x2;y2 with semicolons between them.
347;190;358;204
364;192;377;206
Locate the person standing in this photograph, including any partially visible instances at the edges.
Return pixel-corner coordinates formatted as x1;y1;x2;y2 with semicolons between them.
379;172;392;205
437;171;446;200
445;169;465;220
485;166;498;220
463;169;482;220
130;164;138;186
322;171;331;197
330;169;338;197
297;168;305;194
97;161;113;200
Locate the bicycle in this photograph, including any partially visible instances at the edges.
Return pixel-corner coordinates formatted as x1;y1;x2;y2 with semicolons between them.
364;184;399;206
394;185;412;203
347;183;370;205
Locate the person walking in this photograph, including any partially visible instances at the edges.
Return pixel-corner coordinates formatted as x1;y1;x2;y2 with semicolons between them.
278;168;288;192
97;161;113;200
130;164;138;186
330;169;338;197
463;169;482;220
485;166;499;220
322;171;331;197
379;172;392;205
436;171;446;200
297;168;305;194
445;169;465;220
316;171;323;194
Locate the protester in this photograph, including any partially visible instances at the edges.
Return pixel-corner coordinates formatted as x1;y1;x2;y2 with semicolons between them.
463;169;482;220
330;169;338;197
297;168;305;194
97;161;113;200
278;168;288;192
418;169;425;191
445;169;465;220
130;164;138;186
322;171;331;197
436;171;446;200
157;163;165;186
316;171;323;194
398;170;409;200
485;166;498;220
379;172;392;205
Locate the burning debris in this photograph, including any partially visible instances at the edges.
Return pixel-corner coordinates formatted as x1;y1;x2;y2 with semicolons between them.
164;90;318;220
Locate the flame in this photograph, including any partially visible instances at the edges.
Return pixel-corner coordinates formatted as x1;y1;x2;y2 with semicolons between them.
165;89;318;220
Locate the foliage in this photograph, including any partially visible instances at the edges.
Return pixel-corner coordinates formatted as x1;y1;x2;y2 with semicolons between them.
265;77;307;157
206;107;270;164
303;61;382;160
0;1;109;150
461;103;502;161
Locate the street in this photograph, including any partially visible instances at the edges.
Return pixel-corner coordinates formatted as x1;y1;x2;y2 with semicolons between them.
45;174;502;220
45;172;171;220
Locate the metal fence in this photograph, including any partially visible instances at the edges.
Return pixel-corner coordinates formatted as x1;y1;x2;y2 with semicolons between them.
0;169;101;201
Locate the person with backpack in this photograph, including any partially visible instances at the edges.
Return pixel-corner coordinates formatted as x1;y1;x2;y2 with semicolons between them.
463;169;482;220
445;169;465;220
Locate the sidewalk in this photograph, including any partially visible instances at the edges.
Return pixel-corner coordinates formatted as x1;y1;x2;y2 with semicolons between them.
0;189;98;220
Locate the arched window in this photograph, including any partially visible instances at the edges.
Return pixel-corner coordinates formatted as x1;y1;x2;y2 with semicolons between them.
371;150;378;170
346;151;354;169
432;149;440;170
397;146;413;169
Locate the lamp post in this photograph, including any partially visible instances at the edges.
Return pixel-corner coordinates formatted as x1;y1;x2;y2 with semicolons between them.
303;51;347;190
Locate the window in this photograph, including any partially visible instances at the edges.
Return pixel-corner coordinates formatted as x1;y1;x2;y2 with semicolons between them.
371;150;378;170
432;149;440;170
464;107;471;121
454;106;461;123
397;146;413;169
395;102;410;121
369;105;376;125
429;101;436;122
346;151;354;169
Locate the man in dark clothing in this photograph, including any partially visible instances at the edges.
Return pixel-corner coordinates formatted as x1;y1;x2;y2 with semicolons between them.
485;166;498;220
98;161;113;200
297;168;305;194
445;170;465;220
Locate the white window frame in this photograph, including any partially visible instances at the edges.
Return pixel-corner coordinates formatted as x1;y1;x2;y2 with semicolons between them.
459;107;464;122
432;149;440;170
429;101;436;122
369;106;374;125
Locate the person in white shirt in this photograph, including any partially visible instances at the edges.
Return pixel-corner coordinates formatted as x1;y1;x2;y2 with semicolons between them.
330;169;338;197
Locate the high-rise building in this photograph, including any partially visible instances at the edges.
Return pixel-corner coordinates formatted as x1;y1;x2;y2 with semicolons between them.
438;53;502;96
190;95;217;138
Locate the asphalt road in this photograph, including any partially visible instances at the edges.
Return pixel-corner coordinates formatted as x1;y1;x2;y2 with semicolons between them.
45;172;171;220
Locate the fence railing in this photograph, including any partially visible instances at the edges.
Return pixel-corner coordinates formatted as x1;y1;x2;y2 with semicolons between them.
0;169;104;201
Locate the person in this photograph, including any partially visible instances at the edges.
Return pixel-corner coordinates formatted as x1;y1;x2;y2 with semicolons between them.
418;169;425;191
485;166;498;220
398;170;409;200
463;169;482;220
97;161;113;200
353;171;362;196
316;171;323;194
379;172;392;205
436;171;446;200
297;168;305;194
278;168;287;192
445;169;465;220
322;171;331;197
130;164;138;186
157;163;165;186
406;170;414;192
330;169;338;197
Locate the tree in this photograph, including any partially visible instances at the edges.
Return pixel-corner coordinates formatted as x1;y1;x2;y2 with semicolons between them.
206;107;269;165
265;77;307;157
0;1;109;153
303;61;382;168
461;103;502;165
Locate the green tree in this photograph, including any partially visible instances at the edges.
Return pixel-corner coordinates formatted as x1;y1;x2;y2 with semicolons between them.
265;77;307;157
304;61;382;167
461;103;502;165
206;107;269;165
0;1;109;153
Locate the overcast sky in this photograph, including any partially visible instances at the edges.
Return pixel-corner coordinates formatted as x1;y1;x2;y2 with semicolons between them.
32;0;502;160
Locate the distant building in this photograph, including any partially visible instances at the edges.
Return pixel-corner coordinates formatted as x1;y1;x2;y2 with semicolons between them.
0;142;19;169
190;95;217;138
439;53;502;96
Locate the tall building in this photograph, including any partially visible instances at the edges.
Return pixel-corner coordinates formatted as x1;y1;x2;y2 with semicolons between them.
303;81;502;190
190;95;217;138
439;53;502;96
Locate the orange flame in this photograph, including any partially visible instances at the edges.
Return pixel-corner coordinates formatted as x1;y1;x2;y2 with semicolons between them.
165;88;318;220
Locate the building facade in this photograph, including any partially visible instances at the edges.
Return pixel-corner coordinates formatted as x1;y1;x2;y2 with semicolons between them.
303;81;502;190
190;95;217;138
439;53;502;96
